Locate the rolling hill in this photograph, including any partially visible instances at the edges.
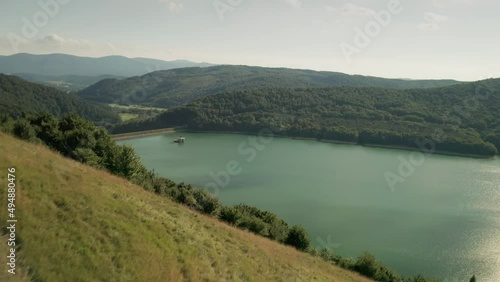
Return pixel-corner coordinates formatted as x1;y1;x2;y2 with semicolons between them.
113;79;500;157
0;132;371;282
76;65;462;108
0;74;119;125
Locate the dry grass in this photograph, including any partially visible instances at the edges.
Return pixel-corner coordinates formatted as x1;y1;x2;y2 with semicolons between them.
0;133;371;282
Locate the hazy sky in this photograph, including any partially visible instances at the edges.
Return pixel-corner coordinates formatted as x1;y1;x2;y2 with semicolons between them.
1;0;498;81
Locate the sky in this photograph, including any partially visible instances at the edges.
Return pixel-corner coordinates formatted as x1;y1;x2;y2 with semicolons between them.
0;0;498;81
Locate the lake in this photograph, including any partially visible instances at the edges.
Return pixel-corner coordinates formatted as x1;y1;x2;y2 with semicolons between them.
118;132;500;281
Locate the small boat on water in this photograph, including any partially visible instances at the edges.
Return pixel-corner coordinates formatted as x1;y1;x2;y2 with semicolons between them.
174;136;185;143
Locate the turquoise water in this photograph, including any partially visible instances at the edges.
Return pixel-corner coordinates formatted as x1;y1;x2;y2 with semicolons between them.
119;132;500;281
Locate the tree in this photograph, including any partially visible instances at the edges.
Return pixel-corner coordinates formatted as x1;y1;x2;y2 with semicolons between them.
0;114;14;134
29;112;63;150
470;275;476;282
59;113;97;151
285;225;311;251
13;118;39;143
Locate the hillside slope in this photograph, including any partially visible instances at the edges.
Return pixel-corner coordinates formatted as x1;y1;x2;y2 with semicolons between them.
77;65;462;107
0;74;120;125
0;133;371;282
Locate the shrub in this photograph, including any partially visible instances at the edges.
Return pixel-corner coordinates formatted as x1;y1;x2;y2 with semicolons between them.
353;252;378;278
285;225;311;251
0;114;14;134
73;148;101;167
266;217;289;243
238;216;269;236
219;206;242;225
192;189;222;216
352;252;402;282
14;118;40;143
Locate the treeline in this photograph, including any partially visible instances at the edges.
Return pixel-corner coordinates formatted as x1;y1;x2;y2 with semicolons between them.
0;74;120;126
114;81;500;156
0;112;440;282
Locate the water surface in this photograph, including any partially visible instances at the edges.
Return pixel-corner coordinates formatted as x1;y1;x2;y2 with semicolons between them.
119;132;500;281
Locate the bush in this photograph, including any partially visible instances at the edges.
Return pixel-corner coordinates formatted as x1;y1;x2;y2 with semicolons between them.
14;118;40;143
404;274;432;282
266;217;289;243
192;189;222;216
219;206;242;225
73;148;101;167
352;252;401;282
353;252;378;278
151;176;176;196
0;114;14;134
238;216;269;236
285;225;311;251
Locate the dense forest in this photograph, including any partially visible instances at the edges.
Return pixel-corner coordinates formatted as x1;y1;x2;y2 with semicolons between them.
114;79;500;156
0;74;120;125
77;65;461;108
0;112;439;282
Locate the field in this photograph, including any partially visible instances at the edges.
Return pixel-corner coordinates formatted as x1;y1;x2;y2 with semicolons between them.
109;104;167;122
108;104;167;111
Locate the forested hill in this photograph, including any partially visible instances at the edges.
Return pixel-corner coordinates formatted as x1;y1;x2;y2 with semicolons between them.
113;79;500;156
77;65;462;108
0;74;120;125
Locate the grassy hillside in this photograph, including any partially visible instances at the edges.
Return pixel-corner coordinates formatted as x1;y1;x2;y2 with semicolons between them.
0;74;120;125
113;79;500;157
76;65;462;107
0;133;371;282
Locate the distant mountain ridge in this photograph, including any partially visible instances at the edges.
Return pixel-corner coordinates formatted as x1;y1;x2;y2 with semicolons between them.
77;65;463;107
0;53;214;77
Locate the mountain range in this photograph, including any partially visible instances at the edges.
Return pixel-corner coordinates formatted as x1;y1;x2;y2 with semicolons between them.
0;53;214;90
0;53;213;77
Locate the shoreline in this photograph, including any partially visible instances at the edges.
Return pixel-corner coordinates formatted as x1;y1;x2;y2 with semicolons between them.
360;143;496;159
111;128;176;140
113;128;497;159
